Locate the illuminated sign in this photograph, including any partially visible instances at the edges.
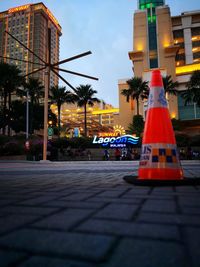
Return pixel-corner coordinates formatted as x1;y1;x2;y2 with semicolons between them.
98;132;119;137
8;5;30;14
93;135;139;148
113;125;126;136
74;128;80;137
98;125;126;138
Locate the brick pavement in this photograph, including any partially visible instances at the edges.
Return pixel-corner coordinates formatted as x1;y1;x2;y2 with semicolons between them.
0;161;200;267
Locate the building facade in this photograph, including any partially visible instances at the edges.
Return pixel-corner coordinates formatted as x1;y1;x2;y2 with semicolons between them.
118;0;200;130
173;11;200;120
0;3;62;87
51;101;120;137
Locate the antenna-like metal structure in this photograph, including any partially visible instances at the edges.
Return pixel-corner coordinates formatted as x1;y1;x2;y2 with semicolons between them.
2;29;98;161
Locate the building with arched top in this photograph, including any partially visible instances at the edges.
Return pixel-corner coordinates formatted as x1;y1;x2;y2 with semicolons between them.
118;0;200;134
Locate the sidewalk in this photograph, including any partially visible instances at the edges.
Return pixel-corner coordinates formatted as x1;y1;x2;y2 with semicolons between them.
0;161;200;267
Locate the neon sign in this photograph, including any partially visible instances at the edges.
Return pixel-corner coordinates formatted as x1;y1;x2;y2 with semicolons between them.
93;135;139;148
98;132;119;137
8;5;30;14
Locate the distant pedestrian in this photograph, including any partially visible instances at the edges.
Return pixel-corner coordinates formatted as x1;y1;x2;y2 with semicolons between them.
115;148;121;160
87;150;92;160
104;149;109;160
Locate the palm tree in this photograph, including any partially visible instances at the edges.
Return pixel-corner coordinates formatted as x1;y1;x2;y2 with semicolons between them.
21;77;44;104
181;70;200;107
49;86;75;137
0;62;24;135
121;77;149;115
73;84;100;137
127;114;144;137
162;75;178;96
17;77;44;134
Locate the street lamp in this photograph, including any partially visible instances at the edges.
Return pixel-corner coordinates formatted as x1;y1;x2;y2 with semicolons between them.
26;90;29;140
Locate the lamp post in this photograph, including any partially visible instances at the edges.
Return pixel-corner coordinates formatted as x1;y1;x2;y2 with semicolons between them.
26;90;29;140
42;28;51;161
43;66;50;161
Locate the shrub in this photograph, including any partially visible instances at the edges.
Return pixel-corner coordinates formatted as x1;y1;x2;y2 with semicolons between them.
127;115;144;137
68;137;95;149
189;135;200;146
50;137;97;149
28;139;43;155
0;135;10;146
51;137;69;149
2;141;24;155
175;134;190;147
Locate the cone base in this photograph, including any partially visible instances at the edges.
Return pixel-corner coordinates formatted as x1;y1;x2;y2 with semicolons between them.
138;168;183;180
123;176;200;186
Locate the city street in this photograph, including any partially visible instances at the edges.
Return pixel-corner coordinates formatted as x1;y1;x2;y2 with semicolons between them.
0;160;200;267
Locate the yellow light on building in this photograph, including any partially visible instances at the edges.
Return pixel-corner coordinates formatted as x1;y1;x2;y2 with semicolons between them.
192;37;197;41
136;44;143;51
46;8;60;27
176;63;200;75
163;35;170;47
171;113;176;119
92;108;119;115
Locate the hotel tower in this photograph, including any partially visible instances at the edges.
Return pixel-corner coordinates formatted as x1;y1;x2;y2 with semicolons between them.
0;3;62;87
118;0;200;130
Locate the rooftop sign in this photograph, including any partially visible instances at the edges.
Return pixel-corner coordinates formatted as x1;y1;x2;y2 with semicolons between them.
8;5;30;14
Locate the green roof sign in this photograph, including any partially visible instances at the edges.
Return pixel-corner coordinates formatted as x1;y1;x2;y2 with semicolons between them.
139;0;164;10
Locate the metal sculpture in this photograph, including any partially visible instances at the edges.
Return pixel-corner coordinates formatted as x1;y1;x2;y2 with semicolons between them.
1;29;98;160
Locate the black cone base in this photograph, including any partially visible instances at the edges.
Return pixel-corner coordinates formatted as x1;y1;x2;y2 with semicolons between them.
123;176;200;186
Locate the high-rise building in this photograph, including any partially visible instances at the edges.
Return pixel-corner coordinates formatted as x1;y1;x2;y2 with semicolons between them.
173;10;200;121
0;3;62;87
118;0;200;130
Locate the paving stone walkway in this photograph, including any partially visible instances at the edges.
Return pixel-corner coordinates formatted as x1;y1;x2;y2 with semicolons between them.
0;161;200;267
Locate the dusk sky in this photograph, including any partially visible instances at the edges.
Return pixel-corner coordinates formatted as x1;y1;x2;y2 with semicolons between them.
0;0;200;107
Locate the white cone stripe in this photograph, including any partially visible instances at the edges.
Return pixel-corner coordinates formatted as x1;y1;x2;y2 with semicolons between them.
147;87;168;109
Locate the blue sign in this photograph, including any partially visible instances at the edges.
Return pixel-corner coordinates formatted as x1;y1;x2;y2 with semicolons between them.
93;135;139;148
74;128;80;137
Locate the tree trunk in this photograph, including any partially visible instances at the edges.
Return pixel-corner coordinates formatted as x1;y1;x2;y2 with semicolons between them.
29;100;33;135
58;104;61;138
7;91;11;136
2;90;7;135
84;103;87;137
136;98;139;115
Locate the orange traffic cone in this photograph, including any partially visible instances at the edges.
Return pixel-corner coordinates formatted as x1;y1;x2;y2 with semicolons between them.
138;69;183;180
124;69;200;185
